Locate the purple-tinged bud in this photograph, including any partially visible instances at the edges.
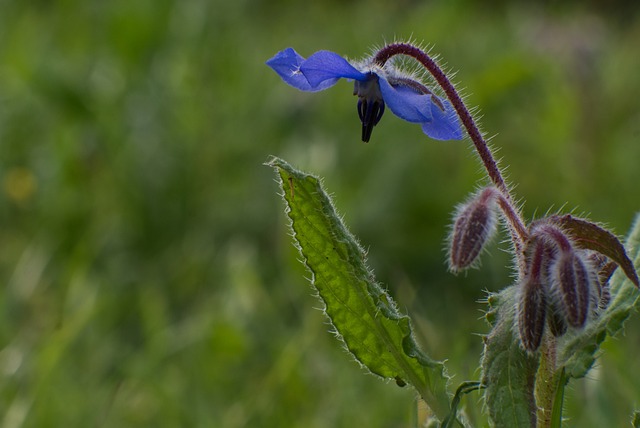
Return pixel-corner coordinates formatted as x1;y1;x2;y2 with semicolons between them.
598;282;611;311
597;261;617;287
584;252;613;314
517;241;549;352
518;275;548;352
449;187;498;272
523;237;567;337
547;298;568;337
552;252;592;329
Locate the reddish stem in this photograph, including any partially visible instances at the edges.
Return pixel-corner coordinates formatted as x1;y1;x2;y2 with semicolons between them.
373;43;530;256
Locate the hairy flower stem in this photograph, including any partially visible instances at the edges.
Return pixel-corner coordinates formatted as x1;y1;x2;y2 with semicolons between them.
374;43;529;255
496;193;529;266
535;335;560;428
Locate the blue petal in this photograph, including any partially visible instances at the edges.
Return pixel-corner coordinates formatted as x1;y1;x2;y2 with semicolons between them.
378;78;433;123
299;50;368;89
266;48;335;92
421;98;464;140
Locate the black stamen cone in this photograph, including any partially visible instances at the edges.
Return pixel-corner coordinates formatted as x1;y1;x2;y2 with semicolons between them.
358;99;384;142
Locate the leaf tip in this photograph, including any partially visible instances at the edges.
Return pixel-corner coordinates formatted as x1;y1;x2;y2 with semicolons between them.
264;155;284;169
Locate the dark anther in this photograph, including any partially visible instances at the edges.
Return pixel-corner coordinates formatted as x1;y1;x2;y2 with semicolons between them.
357;98;385;143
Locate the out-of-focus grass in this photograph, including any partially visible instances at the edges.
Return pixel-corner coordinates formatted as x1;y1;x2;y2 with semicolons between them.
0;0;638;426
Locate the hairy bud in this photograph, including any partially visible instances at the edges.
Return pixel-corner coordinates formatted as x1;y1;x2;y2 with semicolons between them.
518;276;548;352
552;251;592;329
598;282;611;310
449;187;498;272
517;241;549;352
585;252;613;313
547;298;568;337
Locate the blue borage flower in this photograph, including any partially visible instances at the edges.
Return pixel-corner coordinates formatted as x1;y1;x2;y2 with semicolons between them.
266;47;463;142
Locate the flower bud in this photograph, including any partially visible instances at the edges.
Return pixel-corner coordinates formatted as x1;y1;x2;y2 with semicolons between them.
585;252;613;313
517;239;553;351
552;251;592;329
518;276;548;352
547;298;568;337
598;282;611;311
449;188;498;272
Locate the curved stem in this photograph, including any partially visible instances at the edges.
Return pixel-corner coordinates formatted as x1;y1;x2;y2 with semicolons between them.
496;193;528;246
441;381;486;428
374;44;506;194
374;43;530;255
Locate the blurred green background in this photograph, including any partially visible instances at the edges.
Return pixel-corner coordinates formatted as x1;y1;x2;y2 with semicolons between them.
1;0;639;426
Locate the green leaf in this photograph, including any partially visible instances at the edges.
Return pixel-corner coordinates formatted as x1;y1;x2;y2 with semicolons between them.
267;156;451;420
481;215;640;428
558;213;640;378
481;286;539;428
549;368;567;428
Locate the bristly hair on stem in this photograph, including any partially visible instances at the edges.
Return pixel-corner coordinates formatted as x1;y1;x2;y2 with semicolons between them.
373;44;509;194
372;43;530;271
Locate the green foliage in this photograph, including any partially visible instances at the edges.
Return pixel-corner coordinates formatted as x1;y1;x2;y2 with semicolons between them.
549;369;567;428
270;154;640;427
481;287;539;427
559;214;640;378
480;216;640;426
268;156;451;419
0;0;639;427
